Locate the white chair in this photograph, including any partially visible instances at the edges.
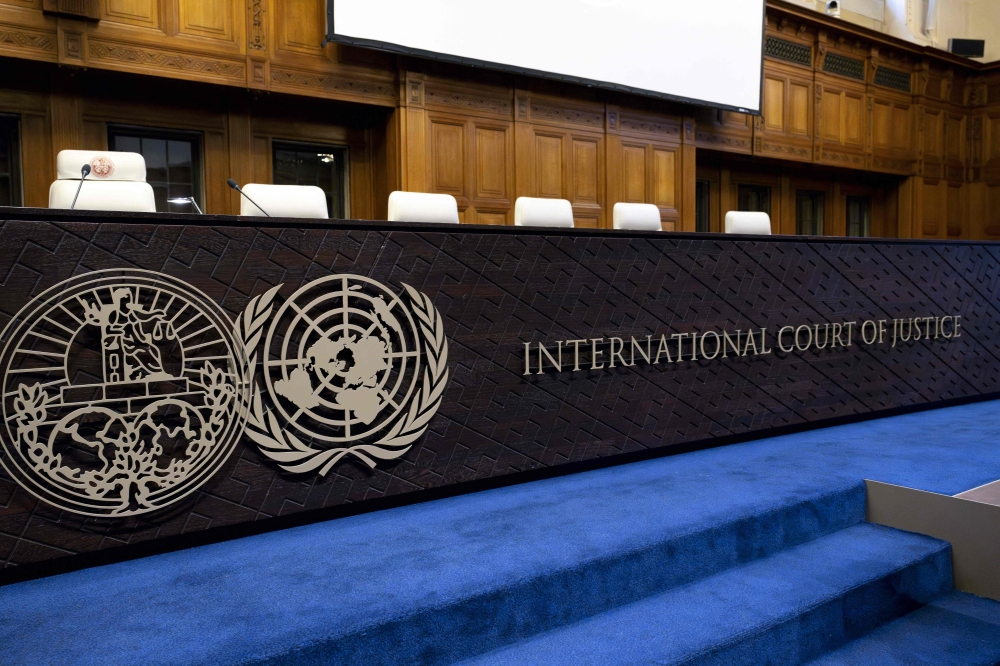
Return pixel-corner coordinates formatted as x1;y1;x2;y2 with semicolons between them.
49;150;156;213
725;211;772;235
387;191;459;224
514;197;574;228
239;184;328;219
613;203;662;231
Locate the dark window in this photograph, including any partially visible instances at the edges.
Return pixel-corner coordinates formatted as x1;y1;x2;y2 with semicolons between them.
738;185;771;216
0;114;22;207
695;179;710;233
846;196;871;237
272;142;348;219
109;125;203;214
796;191;824;236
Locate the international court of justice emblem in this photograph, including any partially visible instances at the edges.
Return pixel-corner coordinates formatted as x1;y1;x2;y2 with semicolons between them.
241;275;448;475
0;270;251;517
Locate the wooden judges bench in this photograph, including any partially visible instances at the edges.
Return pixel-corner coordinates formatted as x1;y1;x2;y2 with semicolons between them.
0;205;998;582
0;1;999;239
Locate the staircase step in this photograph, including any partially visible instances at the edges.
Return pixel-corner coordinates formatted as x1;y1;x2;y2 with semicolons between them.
454;524;951;666
806;591;1000;666
0;467;866;666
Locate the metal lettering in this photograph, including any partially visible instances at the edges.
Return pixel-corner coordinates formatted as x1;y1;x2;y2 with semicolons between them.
591;338;605;369
609;337;629;368
631;336;652;366
778;326;795;352
700;331;721;360
537;341;562;374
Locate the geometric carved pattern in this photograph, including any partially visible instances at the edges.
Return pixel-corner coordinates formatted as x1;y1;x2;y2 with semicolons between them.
270;69;396;100
873;66;912;93
1;214;998;577
88;41;245;81
823;53;866;81
425;88;512;116
530;102;604;128
0;29;56;54
764;36;812;67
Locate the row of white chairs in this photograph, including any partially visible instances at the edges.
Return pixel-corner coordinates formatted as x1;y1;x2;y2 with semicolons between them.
48;150;771;234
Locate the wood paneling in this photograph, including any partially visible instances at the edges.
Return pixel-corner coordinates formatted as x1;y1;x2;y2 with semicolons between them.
535;134;562;198
475;127;506;199
622;144;645;202
102;0;159;28
764;78;784;131
0;0;998;238
653;149;675;208
276;0;326;55
179;0;233;41
573;139;598;204
430;120;464;195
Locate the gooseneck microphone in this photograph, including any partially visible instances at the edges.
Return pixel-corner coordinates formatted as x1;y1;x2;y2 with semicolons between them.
227;178;270;217
70;163;91;210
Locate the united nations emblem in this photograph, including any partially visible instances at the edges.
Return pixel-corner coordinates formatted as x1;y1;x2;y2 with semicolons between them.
0;270;251;517
242;275;448;475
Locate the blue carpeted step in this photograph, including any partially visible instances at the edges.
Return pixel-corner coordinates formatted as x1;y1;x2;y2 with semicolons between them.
806;591;1000;666
7;399;1000;666
0;472;867;666
453;524;951;666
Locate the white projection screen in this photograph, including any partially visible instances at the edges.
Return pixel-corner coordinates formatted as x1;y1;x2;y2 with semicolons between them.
328;0;766;114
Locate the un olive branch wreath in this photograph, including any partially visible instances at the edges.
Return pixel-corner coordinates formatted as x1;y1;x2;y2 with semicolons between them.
235;283;448;475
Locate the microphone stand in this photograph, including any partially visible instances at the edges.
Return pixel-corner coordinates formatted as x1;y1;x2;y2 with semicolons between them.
227;179;270;217
70;164;91;210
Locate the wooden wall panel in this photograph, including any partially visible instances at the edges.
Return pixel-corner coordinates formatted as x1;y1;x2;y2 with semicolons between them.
605;106;685;230
789;84;809;135
622;144;645;202
276;0;325;55
430;120;464;196
755;58;814;163
573;139;598;204
178;0;235;42
764;78;784;131
653;149;675;209
475;127;506;199
535;134;562;199
102;0;159;28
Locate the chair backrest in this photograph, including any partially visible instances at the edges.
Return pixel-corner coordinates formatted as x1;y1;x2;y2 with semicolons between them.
613;203;662;231
725;211;772;235
387;191;460;224
239;184;329;219
514;197;574;228
49;150;156;212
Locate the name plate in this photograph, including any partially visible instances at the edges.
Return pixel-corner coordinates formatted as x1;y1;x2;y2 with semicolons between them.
0;215;997;577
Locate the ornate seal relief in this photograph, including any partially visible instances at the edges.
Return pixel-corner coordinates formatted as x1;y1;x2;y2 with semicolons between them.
0;270;250;517
243;275;448;475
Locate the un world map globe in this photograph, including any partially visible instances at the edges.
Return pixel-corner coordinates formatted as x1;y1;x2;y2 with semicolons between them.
263;275;422;445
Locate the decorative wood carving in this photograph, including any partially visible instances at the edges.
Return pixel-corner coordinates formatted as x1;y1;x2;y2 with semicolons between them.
424;88;512;117
249;0;266;51
270;68;396;102
88;41;246;81
0;28;56;54
618;115;680;138
529;102;604;129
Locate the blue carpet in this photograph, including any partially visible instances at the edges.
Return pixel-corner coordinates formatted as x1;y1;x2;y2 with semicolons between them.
454;524;952;666
807;591;1000;666
2;400;1000;665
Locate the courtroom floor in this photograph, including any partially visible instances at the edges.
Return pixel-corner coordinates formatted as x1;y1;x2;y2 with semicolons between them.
3;399;1000;665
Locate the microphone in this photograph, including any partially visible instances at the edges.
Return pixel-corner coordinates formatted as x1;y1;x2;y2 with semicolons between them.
70;163;91;210
227;178;270;217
